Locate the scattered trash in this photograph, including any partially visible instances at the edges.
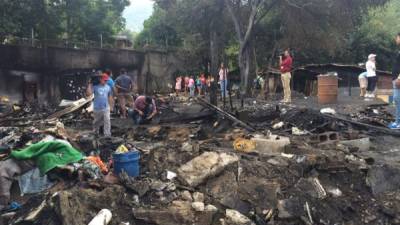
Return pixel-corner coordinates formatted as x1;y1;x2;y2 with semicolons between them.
292;127;308;135
273;122;284;129
166;170;177;180
88;209;112;225
320;108;336;115
326;187;343;197
115;145;129;154
18;168;55;195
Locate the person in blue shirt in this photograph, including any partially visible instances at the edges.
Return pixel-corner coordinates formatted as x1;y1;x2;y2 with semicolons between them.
389;33;400;129
104;69;115;91
86;73;113;136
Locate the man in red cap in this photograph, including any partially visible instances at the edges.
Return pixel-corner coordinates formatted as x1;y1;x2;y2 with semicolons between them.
86;72;113;137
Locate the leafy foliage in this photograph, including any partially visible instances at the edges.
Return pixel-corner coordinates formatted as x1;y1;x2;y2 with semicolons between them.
0;0;129;43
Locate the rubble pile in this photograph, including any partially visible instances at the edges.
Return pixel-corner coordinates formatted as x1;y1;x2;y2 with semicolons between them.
1;96;400;225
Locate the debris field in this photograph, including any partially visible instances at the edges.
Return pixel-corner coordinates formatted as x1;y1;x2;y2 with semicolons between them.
1;95;400;225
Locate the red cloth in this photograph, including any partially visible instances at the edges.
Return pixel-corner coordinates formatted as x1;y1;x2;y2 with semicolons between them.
87;156;108;174
280;56;293;73
200;77;206;85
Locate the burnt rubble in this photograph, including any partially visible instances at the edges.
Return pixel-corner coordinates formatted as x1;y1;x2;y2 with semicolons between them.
1;95;400;225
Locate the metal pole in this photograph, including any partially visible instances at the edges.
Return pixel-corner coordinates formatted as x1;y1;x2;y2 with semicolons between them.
31;28;34;47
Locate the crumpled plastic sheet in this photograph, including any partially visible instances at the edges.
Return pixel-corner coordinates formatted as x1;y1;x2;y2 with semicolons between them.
18;168;55;195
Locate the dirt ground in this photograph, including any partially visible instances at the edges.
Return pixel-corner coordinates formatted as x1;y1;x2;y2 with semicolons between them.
1;94;400;225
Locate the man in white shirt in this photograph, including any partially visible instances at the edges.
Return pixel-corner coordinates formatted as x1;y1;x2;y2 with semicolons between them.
365;54;377;98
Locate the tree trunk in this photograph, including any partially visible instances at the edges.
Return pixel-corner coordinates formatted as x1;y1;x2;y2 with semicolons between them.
238;44;252;95
210;29;219;105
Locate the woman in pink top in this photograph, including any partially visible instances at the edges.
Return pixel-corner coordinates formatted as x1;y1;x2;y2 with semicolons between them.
184;76;190;95
175;76;182;95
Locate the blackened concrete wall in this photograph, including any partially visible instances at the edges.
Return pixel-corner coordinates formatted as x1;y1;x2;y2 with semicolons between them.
0;45;185;103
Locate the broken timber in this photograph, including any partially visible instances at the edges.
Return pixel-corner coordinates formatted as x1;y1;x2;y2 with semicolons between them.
322;113;400;137
47;96;94;120
196;97;256;132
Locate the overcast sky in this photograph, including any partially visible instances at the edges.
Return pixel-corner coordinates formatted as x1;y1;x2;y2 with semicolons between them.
123;0;154;32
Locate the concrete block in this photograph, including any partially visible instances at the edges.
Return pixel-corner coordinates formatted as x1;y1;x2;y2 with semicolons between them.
251;135;290;155
339;138;370;152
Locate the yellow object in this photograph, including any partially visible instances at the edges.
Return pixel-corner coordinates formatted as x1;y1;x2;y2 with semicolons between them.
0;96;9;102
233;138;256;153
116;145;129;154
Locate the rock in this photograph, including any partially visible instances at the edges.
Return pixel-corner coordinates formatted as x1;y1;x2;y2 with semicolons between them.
150;180;168;191
193;192;205;202
251;135;290;155
266;156;289;167
124;180;151;197
277;198;304;219
191;202;205;212
367;164;400;195
103;173;119;184
339;138;370;152
181;190;193;202
205;204;218;212
177;152;239;187
166;183;176;192
225;209;255;225
181;142;193;152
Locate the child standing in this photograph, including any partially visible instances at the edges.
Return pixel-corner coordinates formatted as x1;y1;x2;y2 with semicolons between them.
196;76;202;95
175;76;182;95
184;76;189;95
188;76;195;97
200;73;207;96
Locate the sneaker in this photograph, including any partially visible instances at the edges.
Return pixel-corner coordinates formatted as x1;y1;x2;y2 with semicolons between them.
388;122;400;130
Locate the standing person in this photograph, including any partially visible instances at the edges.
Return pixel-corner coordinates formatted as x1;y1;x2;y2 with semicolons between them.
104;69;115;91
206;75;213;95
200;73;207;96
175;76;182;95
115;68;134;118
358;71;368;97
129;95;157;124
389;33;400;129
196;76;202;95
280;49;293;103
188;76;195;97
184;76;190;95
86;73;113;137
219;63;229;100
365;54;377;98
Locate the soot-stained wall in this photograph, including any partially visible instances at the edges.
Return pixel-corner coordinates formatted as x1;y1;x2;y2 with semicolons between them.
0;45;185;104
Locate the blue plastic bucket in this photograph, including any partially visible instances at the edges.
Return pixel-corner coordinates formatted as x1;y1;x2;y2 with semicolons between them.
113;150;140;177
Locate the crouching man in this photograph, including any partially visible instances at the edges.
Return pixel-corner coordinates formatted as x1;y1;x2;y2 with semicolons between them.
129;96;157;124
87;73;113;137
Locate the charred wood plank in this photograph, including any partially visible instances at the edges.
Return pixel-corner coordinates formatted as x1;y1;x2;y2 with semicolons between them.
322;113;400;137
196;97;256;132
